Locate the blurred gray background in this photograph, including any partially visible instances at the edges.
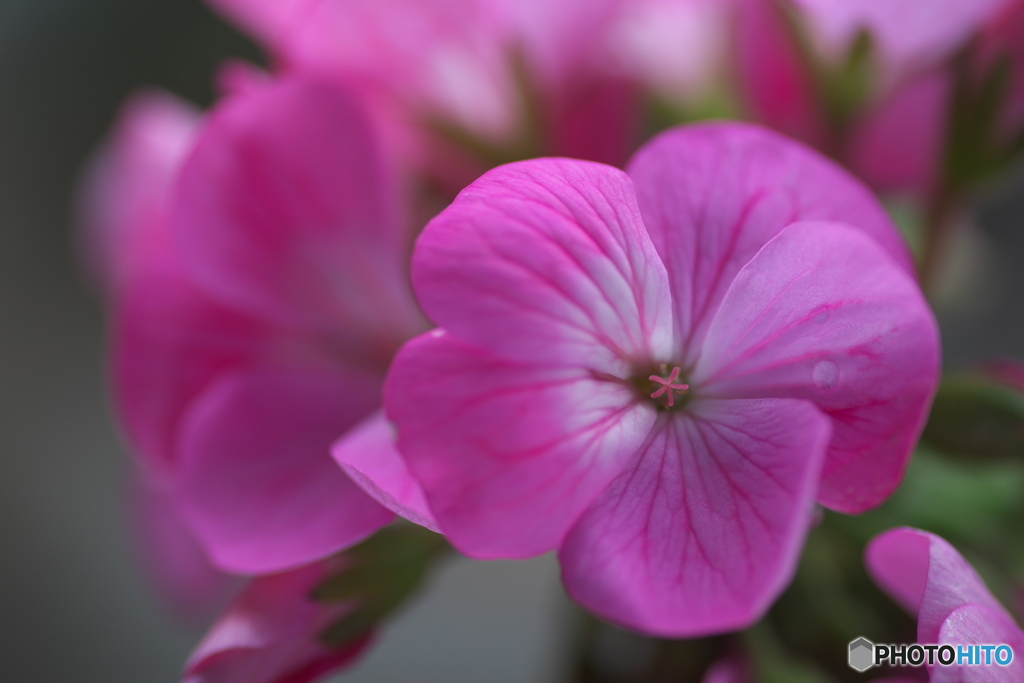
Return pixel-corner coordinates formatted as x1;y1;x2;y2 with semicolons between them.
0;1;1022;681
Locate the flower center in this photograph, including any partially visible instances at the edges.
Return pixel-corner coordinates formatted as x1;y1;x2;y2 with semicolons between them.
648;365;689;409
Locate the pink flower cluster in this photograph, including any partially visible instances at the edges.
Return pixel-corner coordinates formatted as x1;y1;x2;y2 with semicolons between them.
83;0;1024;680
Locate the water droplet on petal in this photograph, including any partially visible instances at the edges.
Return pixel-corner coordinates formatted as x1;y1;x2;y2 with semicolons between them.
813;360;840;390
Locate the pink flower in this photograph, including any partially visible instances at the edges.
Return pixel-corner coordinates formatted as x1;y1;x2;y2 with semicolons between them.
867;528;1024;681
204;0;732;185
81;91;242;617
112;74;429;574
373;122;939;635
183;558;371;683
736;0;1017;196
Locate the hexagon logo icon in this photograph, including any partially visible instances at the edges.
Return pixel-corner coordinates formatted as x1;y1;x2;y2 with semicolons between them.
849;637;875;672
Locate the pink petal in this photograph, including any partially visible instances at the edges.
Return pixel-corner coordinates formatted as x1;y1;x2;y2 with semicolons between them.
866;528;1012;646
112;247;272;472
626;122;914;366
735;0;827;149
176;368;394;574
78;90;199;297
184;558;370;683
693;221;939;513
331;410;440;533
933;605;1024;683
385;331;656;558
848;69;951;195
559;398;830;636
173;75;422;366
128;468;240;623
412;158;674;373
281;0;518;143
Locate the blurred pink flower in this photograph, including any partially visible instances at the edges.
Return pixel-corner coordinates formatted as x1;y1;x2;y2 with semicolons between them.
204;0;732;185
373;123;939;635
82;91;241;618
736;0;1019;197
111;75;431;574
867;528;1024;681
183;558;370;683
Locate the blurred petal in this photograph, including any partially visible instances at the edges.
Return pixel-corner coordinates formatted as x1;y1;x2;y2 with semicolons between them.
173;76;421;366
849;70;950;195
626;122;914;365
386;331;655;558
412;158;673;372
78;90;198;296
113;248;271;472
560;399;829;636
176;368;393;573
866;528;1012;646
331;410;440;533
694;222;939;513
128;469;239;623
184;558;370;683
792;0;1012;75
735;0;827;148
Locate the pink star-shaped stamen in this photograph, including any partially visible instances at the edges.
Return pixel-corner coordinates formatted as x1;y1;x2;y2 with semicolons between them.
649;366;689;407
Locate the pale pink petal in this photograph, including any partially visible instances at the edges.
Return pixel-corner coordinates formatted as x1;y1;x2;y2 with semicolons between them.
412;158;673;373
849;70;951;195
281;0;518;142
385;331;656;558
559;398;830;636
693;222;939;513
176;369;393;574
78;90;198;296
792;0;1013;77
866;529;1012;646
933;605;1024;682
184;558;370;683
626;122;914;366
331;410;440;533
173;76;422;367
128;468;240;623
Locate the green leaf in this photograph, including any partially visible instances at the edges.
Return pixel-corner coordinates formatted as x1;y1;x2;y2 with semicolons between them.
922;372;1024;461
313;523;449;648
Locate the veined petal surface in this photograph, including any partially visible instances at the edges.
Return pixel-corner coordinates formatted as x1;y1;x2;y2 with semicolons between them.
694;222;938;513
559;398;830;636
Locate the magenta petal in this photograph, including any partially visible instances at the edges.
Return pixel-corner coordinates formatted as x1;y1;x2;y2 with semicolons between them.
933;605;1024;683
626;122;913;364
559;398;830;636
694;221;939;513
113;250;272;472
848;70;951;195
386;330;656;558
173;76;421;361
176;368;393;573
866;529;1012;646
412;158;673;372
331;410;440;533
184;558;370;683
